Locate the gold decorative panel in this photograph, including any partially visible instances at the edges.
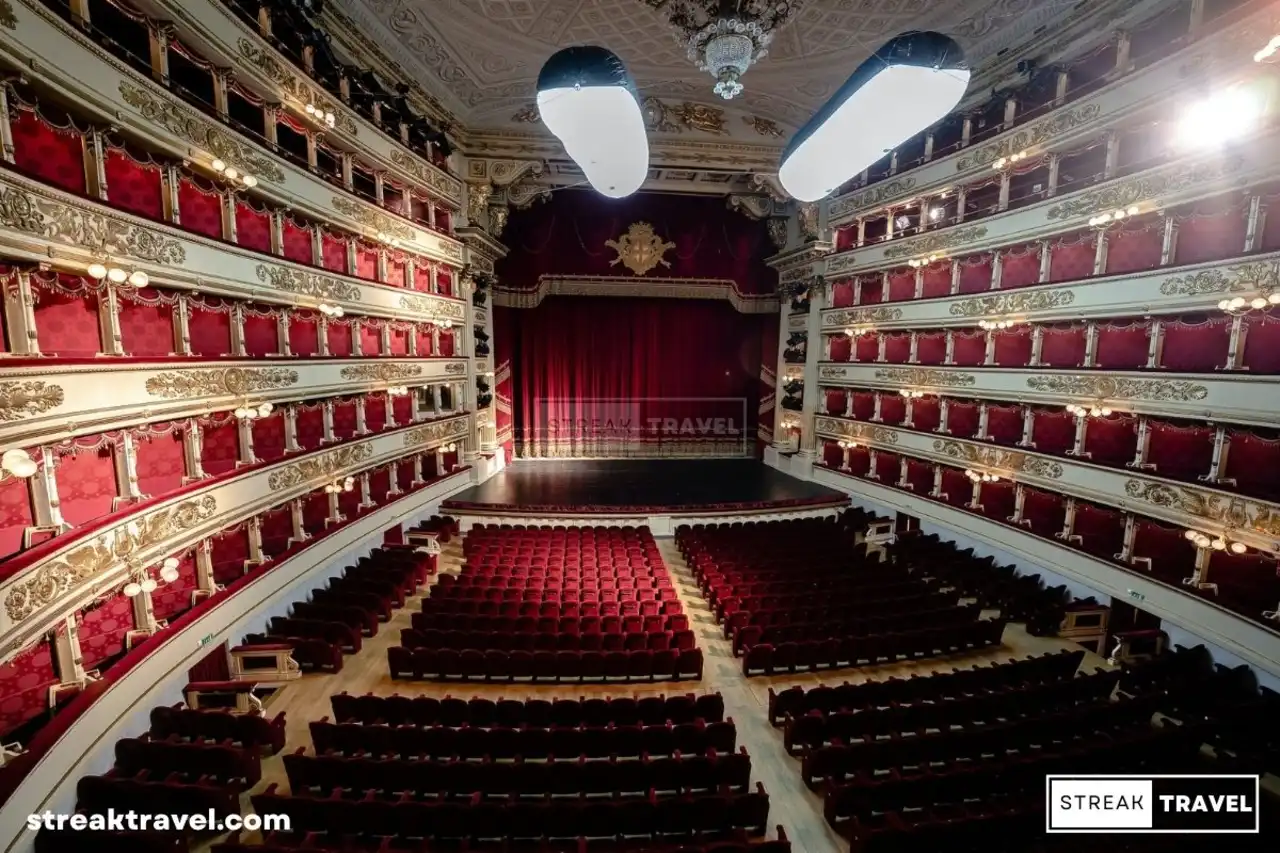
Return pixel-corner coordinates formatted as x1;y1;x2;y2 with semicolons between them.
1026;375;1209;402
1159;261;1280;296
0;381;64;422
956;104;1102;171
267;444;374;491
948;289;1075;317
330;197;416;241
873;367;977;388
1124;481;1280;538
606;223;676;276
815;417;899;445
399;293;466;320
829;178;918;219
826;307;904;326
235;38;357;135
404;418;469;448
0;186;185;265
1046;159;1242;220
338;364;424;382
255;264;363;302
931;439;1065;479
882;225;989;260
145;368;298;399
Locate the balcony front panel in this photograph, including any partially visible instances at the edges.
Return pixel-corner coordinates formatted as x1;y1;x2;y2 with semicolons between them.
0;356;468;447
0;170;466;324
823;131;1277;277
811;465;1280;673
821;254;1280;331
0;1;463;265
142;0;462;207
815;363;1275;428
813;414;1280;555
0;412;470;656
826;2;1276;224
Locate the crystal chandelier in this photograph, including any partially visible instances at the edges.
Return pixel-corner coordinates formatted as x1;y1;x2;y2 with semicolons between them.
643;1;804;100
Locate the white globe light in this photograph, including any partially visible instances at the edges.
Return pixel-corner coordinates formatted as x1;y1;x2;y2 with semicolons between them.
1269;293;1280;305
1251;297;1268;310
87;262;108;280
1230;297;1247;309
1230;541;1247;554
223;167;239;180
780;32;969;202
107;267;128;284
1211;538;1227;551
123;582;142;598
243;175;258;188
128;270;148;288
159;565;180;583
211;159;226;172
537;47;648;199
1184;530;1197;541
234;407;249;419
259;402;274;416
140;577;158;593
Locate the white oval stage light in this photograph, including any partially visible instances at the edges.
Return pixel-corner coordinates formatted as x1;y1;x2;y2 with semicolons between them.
537;46;648;199
779;31;970;203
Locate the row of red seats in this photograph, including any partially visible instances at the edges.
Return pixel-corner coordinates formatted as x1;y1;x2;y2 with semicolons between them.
242;633;345;672
34;829;183;853
420;599;685;618
401;628;698;653
722;592;950;637
114;735;262;787
148;704;286;754
702;572;919;608
767;650;1085;724
330;692;726;727
75;770;240;822
456;564;669;577
310;717;736;759
413;612;691;635
429;587;681;604
267;617;362;653
291;601;381;636
714;583;932;623
783;669;1119;754
283;747;753;797
441;575;674;590
250;784;772;841
732;605;980;656
742;620;1006;678
389;647;706;683
800;694;1163;787
213;829;793;853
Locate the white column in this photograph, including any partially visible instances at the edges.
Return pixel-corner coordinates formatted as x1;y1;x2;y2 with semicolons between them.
182;420;206;482
194;539;220;594
1128;418;1153;470
1118;514;1137;562
1046;154;1061;198
903;397;916;428
289;499;308;543
1068;415;1090;458
896;457;911;489
879;272;890;303
875;333;887;363
943;331;955;365
1146;321;1165;369
411;454;426;486
351;319;364;356
1159;215;1179;265
98;286;125;356
130;586;159;637
1092;232;1108;276
930;465;944;498
1056;498;1078;543
317;317;330;356
358;471;375;509
908;332;919;364
870;393;883;423
997;172;1011;212
236;417;257;466
432;384;444;415
1018;407;1036;448
354;396;370;435
321;400;336;443
246;516;265;564
949;259;961;295
1103;131;1121;179
380;322;392;356
822;334;832;361
430;326;441;356
1199;427;1230;483
1029;326;1045;366
990;251;1004;289
387;463;403;497
284;405;302;452
277;312;292;356
935;398;951;434
1223;315;1246;370
913;268;924;299
52;615;87;685
1037;241;1052;283
229;304;247;356
967;478;983;511
976;403;991;441
32;447;69;531
327;490;343;525
113;432;144;505
173;296;192;355
866;449;879;480
982;330;996;366
4;268;40;355
435;446;446;476
843;392;854;418
1082;322;1099;368
1011;484;1027;525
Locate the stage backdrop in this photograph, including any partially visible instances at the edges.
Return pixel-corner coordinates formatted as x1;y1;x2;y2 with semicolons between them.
493;191;779;459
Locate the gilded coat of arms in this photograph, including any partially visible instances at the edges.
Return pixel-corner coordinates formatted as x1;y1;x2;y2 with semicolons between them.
605;222;677;276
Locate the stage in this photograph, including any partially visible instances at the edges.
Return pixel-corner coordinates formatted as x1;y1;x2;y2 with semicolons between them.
442;460;847;526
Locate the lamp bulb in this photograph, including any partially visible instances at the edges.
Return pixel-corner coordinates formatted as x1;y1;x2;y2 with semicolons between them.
128;270;149;288
1229;541;1247;554
87;262;108;280
140;577;158;593
1251;297;1268;310
211;159;226;172
159;565;180;583
243;175;258;188
1211;538;1227;551
107;267;128;284
123;582;142;598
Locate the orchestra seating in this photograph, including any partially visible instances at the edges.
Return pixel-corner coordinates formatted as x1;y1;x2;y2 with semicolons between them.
214;832;793;853
390;525;704;682
245;545;433;672
329;691;726;726
676;517;1000;675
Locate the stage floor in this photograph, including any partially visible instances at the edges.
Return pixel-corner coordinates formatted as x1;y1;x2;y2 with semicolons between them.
443;460;847;514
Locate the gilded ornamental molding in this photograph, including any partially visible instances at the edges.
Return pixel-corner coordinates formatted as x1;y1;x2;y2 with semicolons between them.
399;293;467;320
956;104;1102;171
814;416;900;445
1025;375;1210;403
873;367;977;388
1159;260;1280;296
492;275;779;314
1124;481;1280;540
0;1;14;30
338;364;424;382
266;444;375;491
0;185;186;266
330;197;416;241
3;495;218;622
254;264;364;302
118;82;285;183
881;226;990;261
404;418;470;448
826;307;904;326
389;149;464;205
948;289;1075;317
829;178;919;220
0;381;64;423
931;439;1065;479
235;38;357;135
1046;158;1243;220
144;367;299;400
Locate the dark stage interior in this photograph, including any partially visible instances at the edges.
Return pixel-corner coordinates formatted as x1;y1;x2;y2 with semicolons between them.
443;460;847;513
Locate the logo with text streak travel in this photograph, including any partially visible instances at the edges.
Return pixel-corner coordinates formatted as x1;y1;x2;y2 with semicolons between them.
1047;775;1260;833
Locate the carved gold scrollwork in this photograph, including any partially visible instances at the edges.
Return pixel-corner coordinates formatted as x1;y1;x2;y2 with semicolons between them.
931;439;1064;479
0;381;65;422
0;186;185;265
606;223;676;277
145;367;298;399
255;265;363;302
330;197;416;241
826;307;904;326
873;367;977;388
882;225;989;260
948;289;1075;317
267;444;374;491
1026;375;1209;402
815;417;900;445
956;104;1102;171
1124;480;1280;538
1046;159;1243;220
399;293;466;320
338;364;424;382
404;418;469;448
830;178;919;219
389;150;464;203
1159;261;1280;296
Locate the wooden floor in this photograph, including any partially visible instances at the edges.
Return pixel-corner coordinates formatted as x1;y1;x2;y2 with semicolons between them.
233;535;1108;852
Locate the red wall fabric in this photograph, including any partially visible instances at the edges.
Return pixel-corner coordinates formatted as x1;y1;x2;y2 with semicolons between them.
0;640;57;738
1000;246;1041;289
1224;432;1280;501
365;396;388;433
355;244;378;281
289;316;320;356
1031;410;1076;455
327;320;353;356
1147;423;1214;482
189;303;232;357
948;403;979;439
916;333;945;365
332;400;357;441
993;328;1031;367
200;421;240;476
243;312;278;357
104;149;164;220
957;256;992;294
134;428;186;498
386;254;408;289
321;231;348;274
282;219;313;265
296;407;325;450
1106;223;1163;275
506;297;766;454
1040;326;1085;367
921;265;951;298
177;178;224;240
252;413;287;462
78;593;134;671
118;291;174;357
1084;417;1138;467
854;334;879;363
912;397;940;432
1023;488;1065;539
883;333;910;364
986;405;1022;445
234;202;272;254
1048;235;1095;283
1161;320;1229;372
886;270;915;302
210;528;249;584
56;447;118;527
0;477;33;560
1096;324;1149;369
151;554;197;622
360;320;382;356
1243;314;1280;373
34;286;100;356
951;333;985;367
11;109;86;194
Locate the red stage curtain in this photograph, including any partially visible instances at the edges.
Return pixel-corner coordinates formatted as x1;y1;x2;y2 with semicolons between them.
200;420;240;476
0;640;57;738
365;396;388;433
1031;410;1076;455
872;450;899;483
993;328;1031;367
1133;520;1196;587
386;254;408;289
1147;422;1214;482
830;335;851;362
824;389;846;415
56;446;117;527
851;392;875;421
1073;504;1124;560
921;264;951;298
1048;233;1096;282
252;412;287;462
1084;416;1138;467
151;553;197;622
1173;198;1248;265
333;399;357;441
957;255;992;294
360;320;382;356
948;402;979;438
355;243;378;281
321;231;348;274
243;311;279;357
1096;323;1150;369
1105;220;1164;275
118;289;174;357
1161;318;1230;372
951;332;985;366
980;480;1016;523
392;394;413;426
831;280;854;308
1023;488;1065;538
879;395;905;426
940;469;972;509
1242;314;1280;373
916;333;946;365
177;178;224;240
1224;431;1280;501
134;427;186;497
296;406;325;450
282;218;313;265
327;320;353;356
886;269;915;302
189;302;232;357
1040;326;1085;367
11;108;86;194
912;396;940;432
847;447;871;477
1000;245;1041;289
289;314;320;356
78;592;134;670
883;333;910;363
1210;552;1280;622
34;283;100;356
987;405;1023;445
234;201;272;254
104;148;164;220
0;477;33;560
